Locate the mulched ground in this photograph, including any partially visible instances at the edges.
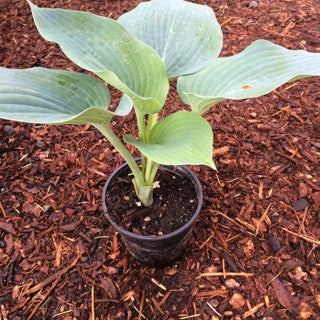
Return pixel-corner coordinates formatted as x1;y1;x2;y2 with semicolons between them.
1;0;320;319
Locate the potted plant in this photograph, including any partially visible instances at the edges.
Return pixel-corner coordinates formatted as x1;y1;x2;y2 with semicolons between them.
0;0;319;265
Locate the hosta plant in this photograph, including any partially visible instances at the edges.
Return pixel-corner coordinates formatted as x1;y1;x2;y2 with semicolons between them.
1;0;320;207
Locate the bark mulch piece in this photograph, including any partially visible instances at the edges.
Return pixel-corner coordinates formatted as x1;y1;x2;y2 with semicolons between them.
0;0;319;319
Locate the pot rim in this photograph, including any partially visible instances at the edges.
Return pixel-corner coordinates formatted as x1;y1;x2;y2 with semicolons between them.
102;161;203;242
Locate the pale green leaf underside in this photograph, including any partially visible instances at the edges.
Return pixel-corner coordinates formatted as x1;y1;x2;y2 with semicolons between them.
118;0;222;79
29;1;168;114
124;111;216;169
178;40;320;114
0;67;132;125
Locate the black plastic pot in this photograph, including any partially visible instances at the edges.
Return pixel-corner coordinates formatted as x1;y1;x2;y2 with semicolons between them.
102;161;203;266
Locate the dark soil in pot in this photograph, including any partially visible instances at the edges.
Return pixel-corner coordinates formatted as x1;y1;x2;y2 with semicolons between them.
106;166;198;236
102;162;203;265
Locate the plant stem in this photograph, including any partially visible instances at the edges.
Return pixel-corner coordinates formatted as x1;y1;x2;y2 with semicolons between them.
136;112;146;142
94;123;146;189
144;158;154;184
141;155;146;175
146;113;158;139
136;112;147;175
146;162;160;186
144;113;160;185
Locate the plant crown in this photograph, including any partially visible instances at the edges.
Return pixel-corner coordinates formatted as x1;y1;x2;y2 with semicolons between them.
1;0;320;206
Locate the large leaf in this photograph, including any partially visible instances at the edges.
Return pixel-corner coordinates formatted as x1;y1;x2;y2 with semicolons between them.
118;0;222;79
0;67;132;125
177;40;320;114
124;111;216;169
28;1;169;114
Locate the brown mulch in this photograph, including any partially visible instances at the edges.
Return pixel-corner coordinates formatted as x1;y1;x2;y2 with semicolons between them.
0;0;320;319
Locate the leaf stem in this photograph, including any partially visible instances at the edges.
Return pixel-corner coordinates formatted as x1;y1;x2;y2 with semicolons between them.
94;123;146;189
136;112;146;142
141;155;146;176
144;158;154;184
146;162;160;186
143;113;159;185
136;112;147;175
146;113;158;139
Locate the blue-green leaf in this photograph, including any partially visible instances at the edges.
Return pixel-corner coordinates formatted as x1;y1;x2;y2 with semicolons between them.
118;0;222;79
0;67;131;125
28;1;169;114
124;111;216;169
178;40;320;114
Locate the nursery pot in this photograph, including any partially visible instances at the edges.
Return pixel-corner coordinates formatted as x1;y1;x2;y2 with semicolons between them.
102;160;203;266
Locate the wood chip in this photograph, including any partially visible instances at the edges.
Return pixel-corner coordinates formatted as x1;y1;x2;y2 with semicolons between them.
213;146;230;156
101;277;118;299
282;227;320;245
197;272;254;279
255;203;271;235
151;278;166;291
299;301;313;319
258;182;264;199
23;250;81;296
59;220;82;231
292;198;309;211
0;222;16;235
229;293;246;310
151;297;164;315
90;285;95;320
268;276;294;309
242;302;265;318
166;268;178;276
225;279;240;289
196;289;228;298
0;202;7;217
